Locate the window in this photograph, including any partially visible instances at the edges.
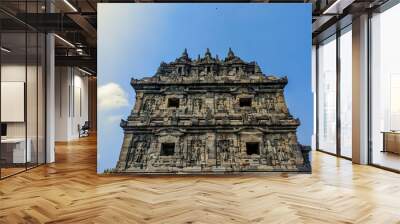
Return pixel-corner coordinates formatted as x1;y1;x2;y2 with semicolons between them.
317;35;337;154
239;98;252;107
0;3;47;179
168;98;179;108
316;25;353;159
339;26;352;158
161;143;175;156
246;142;260;155
370;3;400;171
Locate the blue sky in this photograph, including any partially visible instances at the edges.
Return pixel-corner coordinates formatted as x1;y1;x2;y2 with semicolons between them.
97;3;312;173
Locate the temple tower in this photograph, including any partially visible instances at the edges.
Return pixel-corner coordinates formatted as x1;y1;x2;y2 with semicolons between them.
115;49;310;173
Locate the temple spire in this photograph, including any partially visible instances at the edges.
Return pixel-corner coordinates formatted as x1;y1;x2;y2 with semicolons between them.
205;48;212;58
227;47;235;59
182;48;188;58
176;48;191;62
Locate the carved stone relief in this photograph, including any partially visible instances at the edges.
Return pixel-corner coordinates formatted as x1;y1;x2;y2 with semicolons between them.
115;49;310;173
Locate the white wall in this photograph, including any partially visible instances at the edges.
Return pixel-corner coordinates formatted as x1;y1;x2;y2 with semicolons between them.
1;65;40;137
55;66;69;141
55;67;89;141
1;65;27;139
71;72;89;138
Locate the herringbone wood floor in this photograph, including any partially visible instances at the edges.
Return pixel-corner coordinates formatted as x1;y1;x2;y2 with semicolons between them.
1;135;400;224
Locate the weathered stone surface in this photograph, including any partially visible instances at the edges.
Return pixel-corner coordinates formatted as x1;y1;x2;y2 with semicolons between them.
115;49;310;173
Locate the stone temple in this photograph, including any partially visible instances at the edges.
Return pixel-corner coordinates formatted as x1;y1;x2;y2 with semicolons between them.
115;48;311;173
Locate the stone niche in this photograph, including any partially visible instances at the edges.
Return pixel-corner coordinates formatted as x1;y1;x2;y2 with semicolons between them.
114;48;311;174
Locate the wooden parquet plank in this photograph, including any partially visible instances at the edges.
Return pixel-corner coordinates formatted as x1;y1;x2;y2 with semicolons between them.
0;135;400;224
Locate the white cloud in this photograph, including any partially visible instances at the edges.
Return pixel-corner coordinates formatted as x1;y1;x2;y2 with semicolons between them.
98;82;129;111
107;114;123;124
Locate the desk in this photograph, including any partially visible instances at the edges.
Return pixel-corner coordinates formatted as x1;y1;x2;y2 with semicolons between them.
382;131;400;154
1;138;31;163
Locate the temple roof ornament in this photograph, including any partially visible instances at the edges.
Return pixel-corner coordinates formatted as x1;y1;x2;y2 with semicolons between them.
227;47;235;59
142;48;285;85
182;48;188;58
205;48;212;58
176;48;191;63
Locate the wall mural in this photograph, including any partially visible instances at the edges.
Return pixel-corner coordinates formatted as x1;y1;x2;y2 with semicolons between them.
97;4;312;174
113;49;311;173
